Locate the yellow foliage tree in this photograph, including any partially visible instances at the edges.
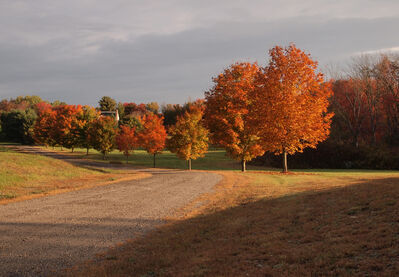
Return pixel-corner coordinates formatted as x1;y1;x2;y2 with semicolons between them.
167;106;209;170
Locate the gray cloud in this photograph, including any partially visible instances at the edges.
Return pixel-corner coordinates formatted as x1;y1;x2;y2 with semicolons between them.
0;1;398;105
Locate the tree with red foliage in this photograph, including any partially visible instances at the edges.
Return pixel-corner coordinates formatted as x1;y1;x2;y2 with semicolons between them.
34;102;56;147
375;55;399;144
138;113;167;167
256;45;333;173
331;79;368;147
124;102;148;117
205;62;263;172
116;125;138;163
65;106;86;152
52;105;83;151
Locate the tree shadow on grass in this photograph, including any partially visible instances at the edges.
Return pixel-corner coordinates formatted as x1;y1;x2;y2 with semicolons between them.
65;177;399;276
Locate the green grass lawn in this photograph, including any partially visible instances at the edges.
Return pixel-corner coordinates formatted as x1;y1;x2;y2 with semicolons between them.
0;141;21;145
49;147;248;171
49;146;399;175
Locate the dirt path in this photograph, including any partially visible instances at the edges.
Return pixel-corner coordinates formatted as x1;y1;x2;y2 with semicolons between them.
0;147;222;276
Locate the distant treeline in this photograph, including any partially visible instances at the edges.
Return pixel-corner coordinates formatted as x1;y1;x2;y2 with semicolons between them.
0;95;205;168
1;48;399;170
0;95;197;144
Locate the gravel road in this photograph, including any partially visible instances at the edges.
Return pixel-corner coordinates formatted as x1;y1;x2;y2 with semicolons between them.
0;167;221;276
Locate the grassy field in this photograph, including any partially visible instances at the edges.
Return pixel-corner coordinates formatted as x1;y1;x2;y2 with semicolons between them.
66;169;399;276
45;147;271;171
0;147;146;203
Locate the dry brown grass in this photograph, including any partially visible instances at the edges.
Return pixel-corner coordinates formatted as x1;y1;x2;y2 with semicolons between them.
0;173;149;205
65;171;399;276
0;148;149;205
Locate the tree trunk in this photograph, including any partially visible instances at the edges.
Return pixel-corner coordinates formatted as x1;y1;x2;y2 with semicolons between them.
86;148;89;155
60;146;63;151
282;150;288;173
71;147;74;153
153;153;156;168
354;131;359;148
241;159;246;172
188;159;192;170
126;154;129;164
103;152;106;160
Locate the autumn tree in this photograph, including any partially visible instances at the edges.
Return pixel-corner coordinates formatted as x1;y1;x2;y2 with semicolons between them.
15;95;43;107
99;96;117;111
88;116;117;159
116;125;138;163
330;54;396;147
64;106;86;152
167;107;209;170
123;102;147;117
0;95;44;113
256;44;333;173
138;113;167;167
51;105;83;151
205;62;264;172
145;102;160;114
331;79;368;147
51;100;67;106
120;102;148;128
350;55;384;145
78;106;99;155
374;55;399;145
162;100;204;129
34;102;57;147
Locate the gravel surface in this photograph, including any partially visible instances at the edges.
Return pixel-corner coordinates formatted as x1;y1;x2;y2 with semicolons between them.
0;162;221;276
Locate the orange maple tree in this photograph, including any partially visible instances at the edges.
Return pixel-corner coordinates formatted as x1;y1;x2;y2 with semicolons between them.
138;113;167;167
116;125;138;163
64;105;86;152
52;105;84;151
256;44;334;172
167;106;209;170
34;102;56;147
204;62;264;172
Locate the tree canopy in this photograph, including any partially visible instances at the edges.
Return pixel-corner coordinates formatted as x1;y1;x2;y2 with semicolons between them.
205;62;264;172
138;113;167;167
167;106;209;170
255;44;333;172
98;96;117;111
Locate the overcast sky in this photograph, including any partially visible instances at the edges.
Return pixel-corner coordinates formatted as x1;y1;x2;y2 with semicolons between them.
0;0;398;106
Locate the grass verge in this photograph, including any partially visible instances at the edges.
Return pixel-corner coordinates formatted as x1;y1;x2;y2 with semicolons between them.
44;147;263;171
0;147;149;204
64;170;399;276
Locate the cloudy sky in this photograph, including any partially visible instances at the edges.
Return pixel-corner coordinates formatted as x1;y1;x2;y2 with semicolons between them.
0;0;398;106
